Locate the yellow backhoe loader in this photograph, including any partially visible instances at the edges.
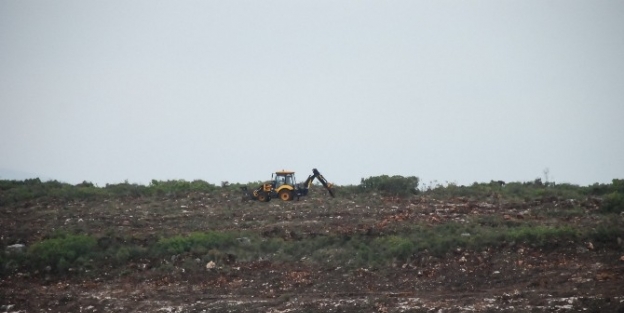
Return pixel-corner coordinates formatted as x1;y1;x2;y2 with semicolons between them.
241;168;334;202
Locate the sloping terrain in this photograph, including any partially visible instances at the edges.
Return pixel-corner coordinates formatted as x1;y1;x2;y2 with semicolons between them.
1;182;624;312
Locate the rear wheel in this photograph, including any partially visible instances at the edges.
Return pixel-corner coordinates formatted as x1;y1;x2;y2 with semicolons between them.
279;190;293;201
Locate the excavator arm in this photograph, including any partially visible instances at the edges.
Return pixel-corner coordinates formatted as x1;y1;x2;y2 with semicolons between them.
302;168;335;197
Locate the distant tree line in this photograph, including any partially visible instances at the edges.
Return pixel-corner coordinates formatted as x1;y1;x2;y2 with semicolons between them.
1;177;623;214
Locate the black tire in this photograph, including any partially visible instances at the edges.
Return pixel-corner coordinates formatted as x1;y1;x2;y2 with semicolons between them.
279;190;293;201
257;192;270;202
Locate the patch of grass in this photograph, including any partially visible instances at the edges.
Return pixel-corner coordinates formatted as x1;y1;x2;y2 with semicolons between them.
153;231;235;255
372;235;414;260
505;225;578;245
536;206;586;219
390;221;583;256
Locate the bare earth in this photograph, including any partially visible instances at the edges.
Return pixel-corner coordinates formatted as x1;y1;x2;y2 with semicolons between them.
1;189;623;312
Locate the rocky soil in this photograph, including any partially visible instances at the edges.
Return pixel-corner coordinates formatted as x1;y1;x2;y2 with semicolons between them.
1;188;623;312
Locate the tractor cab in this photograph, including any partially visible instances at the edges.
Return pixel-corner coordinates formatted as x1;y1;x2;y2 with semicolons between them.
272;170;296;188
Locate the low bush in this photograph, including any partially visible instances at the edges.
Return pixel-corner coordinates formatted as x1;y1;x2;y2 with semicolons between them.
591;179;624;195
3;218;621;278
505;225;578;245
27;233;97;273
588;223;623;244
148;179;217;197
600;192;624;214
104;182;149;197
360;175;419;197
153;231;235;256
373;236;414;260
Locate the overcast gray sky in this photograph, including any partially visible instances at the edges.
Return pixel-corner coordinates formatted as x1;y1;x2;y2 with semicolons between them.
1;1;623;187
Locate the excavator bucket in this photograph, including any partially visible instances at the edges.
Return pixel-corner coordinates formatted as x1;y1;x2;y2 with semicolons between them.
327;187;335;197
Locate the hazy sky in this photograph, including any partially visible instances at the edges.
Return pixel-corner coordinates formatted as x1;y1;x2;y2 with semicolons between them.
1;1;623;187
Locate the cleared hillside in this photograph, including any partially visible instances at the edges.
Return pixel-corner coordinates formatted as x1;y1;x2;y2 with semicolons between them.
1;178;623;312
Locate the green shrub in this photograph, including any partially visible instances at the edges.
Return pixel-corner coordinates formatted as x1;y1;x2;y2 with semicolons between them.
154;232;235;255
148;179;217;196
386;236;414;259
372;236;415;260
589;225;622;243
426;180;592;201
104;182;148;197
360;175;419;197
505;225;578;245
600;192;624;214
332;185;361;197
538;206;586;219
588;179;624;196
28;234;97;272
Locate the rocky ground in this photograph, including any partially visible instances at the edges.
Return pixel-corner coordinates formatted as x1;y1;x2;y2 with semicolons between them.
1;187;624;312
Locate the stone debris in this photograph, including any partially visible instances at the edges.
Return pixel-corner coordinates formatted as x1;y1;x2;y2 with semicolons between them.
5;244;25;252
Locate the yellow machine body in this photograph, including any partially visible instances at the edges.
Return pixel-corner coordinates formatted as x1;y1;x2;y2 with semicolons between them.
242;168;334;202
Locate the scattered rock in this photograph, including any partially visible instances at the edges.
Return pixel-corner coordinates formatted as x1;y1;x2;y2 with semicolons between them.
595;270;615;281
206;261;216;269
237;237;251;245
6;243;26;252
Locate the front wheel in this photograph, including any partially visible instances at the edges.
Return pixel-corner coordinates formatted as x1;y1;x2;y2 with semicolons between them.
279;190;293;201
257;192;270;202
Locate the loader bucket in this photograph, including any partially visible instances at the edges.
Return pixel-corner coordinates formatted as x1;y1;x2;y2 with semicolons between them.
240;186;254;201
